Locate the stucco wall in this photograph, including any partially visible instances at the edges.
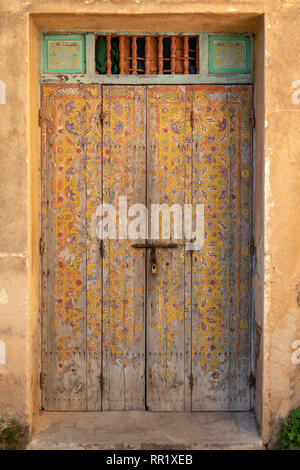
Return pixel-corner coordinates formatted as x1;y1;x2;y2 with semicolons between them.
0;0;299;446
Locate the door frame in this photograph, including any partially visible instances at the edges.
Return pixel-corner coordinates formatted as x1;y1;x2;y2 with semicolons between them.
31;23;255;418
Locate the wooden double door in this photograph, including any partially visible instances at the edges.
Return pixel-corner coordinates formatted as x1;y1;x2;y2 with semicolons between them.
41;84;253;411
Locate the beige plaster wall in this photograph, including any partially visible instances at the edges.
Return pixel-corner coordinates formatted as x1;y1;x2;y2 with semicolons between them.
0;0;299;445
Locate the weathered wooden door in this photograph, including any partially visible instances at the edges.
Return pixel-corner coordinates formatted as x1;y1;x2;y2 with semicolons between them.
146;85;253;411
41;84;252;411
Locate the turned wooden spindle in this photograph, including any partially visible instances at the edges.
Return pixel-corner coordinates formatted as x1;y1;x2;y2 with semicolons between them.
145;36;151;74
131;37;137;74
158;36;163;74
183;36;189;74
106;36;112;74
171;36;176;74
119;36;125;74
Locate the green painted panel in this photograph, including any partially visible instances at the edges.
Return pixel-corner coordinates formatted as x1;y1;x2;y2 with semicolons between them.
44;35;85;73
209;36;251;73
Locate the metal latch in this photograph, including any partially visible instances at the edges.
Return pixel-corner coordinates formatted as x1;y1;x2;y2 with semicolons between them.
132;243;178;274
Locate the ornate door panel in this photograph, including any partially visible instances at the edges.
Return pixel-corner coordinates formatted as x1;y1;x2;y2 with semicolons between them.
145;85;252;411
101;86;147;410
41;85;103;410
188;85;253;411
41;84;252;412
146;86;192;411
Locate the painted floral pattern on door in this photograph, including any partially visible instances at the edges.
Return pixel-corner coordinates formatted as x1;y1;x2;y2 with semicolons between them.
41;85;102;410
41;84;252;412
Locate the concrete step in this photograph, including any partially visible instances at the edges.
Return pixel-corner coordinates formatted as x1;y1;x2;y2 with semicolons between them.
28;411;264;450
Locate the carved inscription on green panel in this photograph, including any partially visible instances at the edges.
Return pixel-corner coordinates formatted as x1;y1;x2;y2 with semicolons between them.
209;36;250;73
44;35;85;73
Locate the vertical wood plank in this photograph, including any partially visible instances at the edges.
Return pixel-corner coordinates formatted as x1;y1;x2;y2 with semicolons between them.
184;86;193;411
41;84;88;411
190;85;252;411
146;85;189;411
85;85;103;410
228;85;253;411
86;34;96;74
102;85;147;410
199;34;208;77
191;85;231;410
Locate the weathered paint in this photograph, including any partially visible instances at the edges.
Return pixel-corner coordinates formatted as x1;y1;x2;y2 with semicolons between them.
44;35;85;73
40;32;253;84
85;85;103;410
0;1;298;446
146;85;252;411
41;84;102;410
190;85;252;410
41;83;252;412
209;36;251;73
102;86;146;410
147;85;188;411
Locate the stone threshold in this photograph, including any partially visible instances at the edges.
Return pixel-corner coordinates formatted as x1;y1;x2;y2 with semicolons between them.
27;411;264;450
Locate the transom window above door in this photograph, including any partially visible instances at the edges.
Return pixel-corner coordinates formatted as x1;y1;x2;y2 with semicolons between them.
95;35;199;75
41;32;253;84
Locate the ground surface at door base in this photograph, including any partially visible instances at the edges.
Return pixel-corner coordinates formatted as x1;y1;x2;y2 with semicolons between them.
28;411;264;450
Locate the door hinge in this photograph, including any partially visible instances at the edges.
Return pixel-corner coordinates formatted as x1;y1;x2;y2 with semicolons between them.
100;373;105;393
250;239;256;258
189;373;194;392
39;238;46;256
248;372;256;389
38;109;42;127
40;372;46;389
250;113;255;129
